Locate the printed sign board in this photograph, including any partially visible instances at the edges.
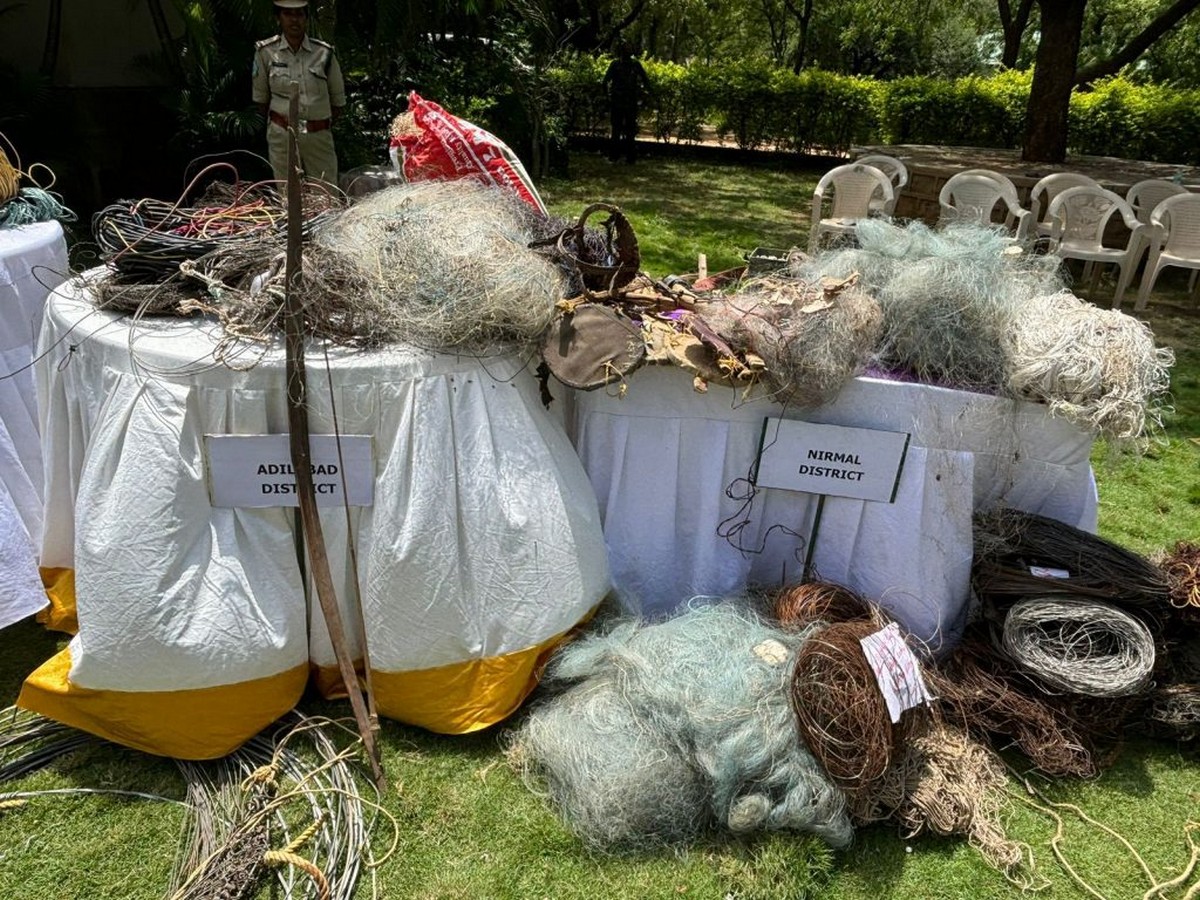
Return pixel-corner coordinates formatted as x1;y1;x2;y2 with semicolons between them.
754;418;909;503
205;434;374;508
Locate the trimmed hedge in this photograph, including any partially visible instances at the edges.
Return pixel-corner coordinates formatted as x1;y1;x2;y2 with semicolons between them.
550;57;1200;165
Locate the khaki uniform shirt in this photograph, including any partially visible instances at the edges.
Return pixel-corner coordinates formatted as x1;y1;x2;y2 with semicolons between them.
251;34;345;121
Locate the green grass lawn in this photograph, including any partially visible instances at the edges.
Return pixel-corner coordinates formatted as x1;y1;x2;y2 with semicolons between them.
1;149;1197;899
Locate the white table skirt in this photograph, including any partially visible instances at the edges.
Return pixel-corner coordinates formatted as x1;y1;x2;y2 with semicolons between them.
37;278;609;699
568;365;1098;652
0;221;69;629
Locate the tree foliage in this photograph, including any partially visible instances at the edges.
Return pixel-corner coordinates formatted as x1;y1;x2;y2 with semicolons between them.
148;0;1200;173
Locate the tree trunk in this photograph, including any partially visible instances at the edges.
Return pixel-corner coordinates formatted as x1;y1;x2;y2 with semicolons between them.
783;0;813;73
1021;0;1086;163
998;0;1036;69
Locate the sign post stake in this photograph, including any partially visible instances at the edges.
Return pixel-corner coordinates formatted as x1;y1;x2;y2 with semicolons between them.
801;494;826;582
755;417;911;586
283;83;385;788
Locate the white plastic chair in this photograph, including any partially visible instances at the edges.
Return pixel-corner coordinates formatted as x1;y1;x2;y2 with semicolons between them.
1046;185;1148;308
856;153;909;215
938;171;1032;239
1125;179;1188;282
1126;178;1188;225
1028;172;1101;238
807;163;894;253
1135;193;1200;310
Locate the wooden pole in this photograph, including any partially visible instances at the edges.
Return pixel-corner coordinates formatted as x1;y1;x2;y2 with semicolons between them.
282;83;385;788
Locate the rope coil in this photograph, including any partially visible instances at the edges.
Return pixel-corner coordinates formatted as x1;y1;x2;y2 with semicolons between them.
0;146;19;204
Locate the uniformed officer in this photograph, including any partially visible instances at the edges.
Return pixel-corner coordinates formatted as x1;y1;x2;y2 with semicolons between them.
251;0;345;187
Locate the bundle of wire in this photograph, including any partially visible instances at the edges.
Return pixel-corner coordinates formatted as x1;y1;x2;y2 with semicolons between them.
310;180;566;352
1168;635;1200;683
771;581;875;631
0;708;384;899
972;507;1170;610
792;220;1064;392
1004;290;1174;442
789;619;906;806
998;595;1157;698
91;180;339;287
927;636;1101;777
697;273;882;406
1146;684;1200;741
505;600;852;852
169;712;385;900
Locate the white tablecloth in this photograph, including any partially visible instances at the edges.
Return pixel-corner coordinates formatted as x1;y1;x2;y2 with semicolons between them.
568;365;1098;652
24;278;609;754
0;221;68;629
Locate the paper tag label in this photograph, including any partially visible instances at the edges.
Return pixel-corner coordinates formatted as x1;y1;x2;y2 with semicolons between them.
1030;566;1071;579
859;622;933;724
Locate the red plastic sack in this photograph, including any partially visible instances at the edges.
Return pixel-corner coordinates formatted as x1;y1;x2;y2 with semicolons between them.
392;91;546;215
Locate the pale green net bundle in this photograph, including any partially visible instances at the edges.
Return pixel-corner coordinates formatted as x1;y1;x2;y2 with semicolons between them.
793;220;1064;391
505;601;852;852
310;179;567;351
1004;290;1174;442
180;179;567;352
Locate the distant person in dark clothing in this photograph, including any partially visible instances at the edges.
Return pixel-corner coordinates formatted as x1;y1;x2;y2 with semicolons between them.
603;41;651;163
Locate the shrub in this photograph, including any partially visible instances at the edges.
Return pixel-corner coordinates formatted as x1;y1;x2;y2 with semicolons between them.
547;60;1199;165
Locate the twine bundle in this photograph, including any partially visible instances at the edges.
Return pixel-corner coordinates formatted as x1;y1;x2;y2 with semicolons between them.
0;186;76;228
973;507;1170;610
697;274;882;405
999;596;1156;698
507;601;852;852
0;134;76;228
789;619;900;804
771;581;875;631
854;717;1034;886
1004;290;1174;442
927;637;1099;777
311;180;566;351
1161;541;1200;614
794;220;1063;392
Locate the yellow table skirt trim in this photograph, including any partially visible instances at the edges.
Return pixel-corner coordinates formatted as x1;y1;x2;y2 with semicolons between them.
312;605;598;734
18;648;308;759
36;567;78;635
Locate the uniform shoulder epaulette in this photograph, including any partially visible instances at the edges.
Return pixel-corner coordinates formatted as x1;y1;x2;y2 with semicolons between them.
255;35;282;50
309;37;334;51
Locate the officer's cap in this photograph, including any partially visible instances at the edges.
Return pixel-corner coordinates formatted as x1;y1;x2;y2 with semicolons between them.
274;0;308;8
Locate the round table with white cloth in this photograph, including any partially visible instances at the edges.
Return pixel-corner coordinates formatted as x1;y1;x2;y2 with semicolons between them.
20;275;610;758
568;365;1099;653
0;220;69;630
